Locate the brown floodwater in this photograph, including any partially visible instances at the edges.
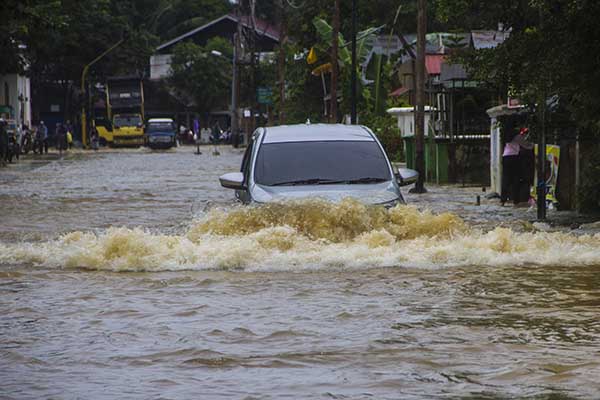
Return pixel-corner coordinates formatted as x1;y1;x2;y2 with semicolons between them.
1;146;600;399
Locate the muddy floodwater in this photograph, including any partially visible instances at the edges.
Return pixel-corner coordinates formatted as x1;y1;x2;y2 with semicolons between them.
2;147;600;399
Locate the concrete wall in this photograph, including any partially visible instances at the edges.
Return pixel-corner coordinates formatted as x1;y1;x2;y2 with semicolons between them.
486;104;524;196
489;116;502;194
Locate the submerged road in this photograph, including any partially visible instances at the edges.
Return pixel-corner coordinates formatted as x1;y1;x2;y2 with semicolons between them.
1;146;600;399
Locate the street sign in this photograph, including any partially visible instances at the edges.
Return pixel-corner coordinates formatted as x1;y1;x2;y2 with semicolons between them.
257;87;272;105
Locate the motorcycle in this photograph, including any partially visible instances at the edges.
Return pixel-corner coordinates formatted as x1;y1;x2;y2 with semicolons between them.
21;130;33;154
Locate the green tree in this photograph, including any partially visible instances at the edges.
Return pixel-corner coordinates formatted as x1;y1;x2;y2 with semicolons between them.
436;0;600;125
153;0;232;40
169;37;232;113
436;0;600;210
1;0;66;75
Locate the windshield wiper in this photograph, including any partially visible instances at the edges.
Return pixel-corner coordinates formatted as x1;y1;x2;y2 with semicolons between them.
270;177;387;186
344;177;388;184
270;178;343;186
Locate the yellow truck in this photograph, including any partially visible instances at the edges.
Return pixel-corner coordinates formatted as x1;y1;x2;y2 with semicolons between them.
96;76;145;147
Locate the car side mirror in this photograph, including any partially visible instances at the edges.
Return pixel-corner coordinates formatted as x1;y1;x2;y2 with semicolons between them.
396;167;418;186
219;172;246;190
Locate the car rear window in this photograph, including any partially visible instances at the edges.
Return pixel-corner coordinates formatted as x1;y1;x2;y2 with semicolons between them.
114;115;141;127
254;141;391;186
147;122;175;132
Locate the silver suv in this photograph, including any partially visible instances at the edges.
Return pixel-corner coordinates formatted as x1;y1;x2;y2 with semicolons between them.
219;124;417;206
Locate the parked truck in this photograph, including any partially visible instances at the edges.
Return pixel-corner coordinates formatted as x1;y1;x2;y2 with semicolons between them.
96;76;145;147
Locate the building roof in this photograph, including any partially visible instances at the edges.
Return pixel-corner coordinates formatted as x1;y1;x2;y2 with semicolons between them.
440;62;468;82
262;124;374;143
471;30;510;49
370;35;404;56
389;86;410;97
156;14;280;53
397;32;470;66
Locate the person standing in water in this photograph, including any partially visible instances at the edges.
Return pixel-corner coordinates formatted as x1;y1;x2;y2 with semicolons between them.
501;126;533;205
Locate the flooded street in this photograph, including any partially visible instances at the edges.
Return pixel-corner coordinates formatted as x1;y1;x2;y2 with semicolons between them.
2;147;600;399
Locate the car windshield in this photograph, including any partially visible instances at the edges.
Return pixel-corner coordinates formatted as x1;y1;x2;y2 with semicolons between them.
147;122;174;132
254;141;392;186
114;115;141;128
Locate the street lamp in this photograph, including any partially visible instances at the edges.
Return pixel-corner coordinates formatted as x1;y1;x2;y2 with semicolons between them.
350;0;357;124
210;49;238;147
80;37;125;148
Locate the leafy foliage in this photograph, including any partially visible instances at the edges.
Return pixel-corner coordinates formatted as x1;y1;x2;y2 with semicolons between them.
169;37;233;113
436;0;600;210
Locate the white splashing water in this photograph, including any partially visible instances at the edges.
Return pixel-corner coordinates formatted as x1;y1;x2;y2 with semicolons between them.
1;199;599;272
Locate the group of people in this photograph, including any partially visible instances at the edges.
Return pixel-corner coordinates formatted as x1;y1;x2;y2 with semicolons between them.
0;119;39;166
501;126;535;206
189;124;238;144
185;125;232;145
0;119;74;167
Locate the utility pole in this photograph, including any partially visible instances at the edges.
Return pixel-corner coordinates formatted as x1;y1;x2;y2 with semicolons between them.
330;0;340;122
231;1;241;143
277;0;286;125
537;93;547;220
350;0;357;124
536;6;547;220
80;37;125;148
411;0;427;193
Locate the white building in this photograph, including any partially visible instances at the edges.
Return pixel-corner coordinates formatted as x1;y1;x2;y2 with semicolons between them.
0;73;32;127
486;104;525;195
386;106;436;137
149;54;173;81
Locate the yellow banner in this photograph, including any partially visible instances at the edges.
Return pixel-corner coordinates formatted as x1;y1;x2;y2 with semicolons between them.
531;144;560;205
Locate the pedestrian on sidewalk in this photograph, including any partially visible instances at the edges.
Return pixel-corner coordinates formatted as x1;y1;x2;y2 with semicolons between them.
14;124;23;158
211;122;221;145
66;129;73;149
0;118;8;167
56;123;67;156
90;125;99;151
7;125;19;163
38;121;48;154
194;129;201;155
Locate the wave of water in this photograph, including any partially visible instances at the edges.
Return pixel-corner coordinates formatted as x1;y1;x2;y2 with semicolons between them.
1;198;599;272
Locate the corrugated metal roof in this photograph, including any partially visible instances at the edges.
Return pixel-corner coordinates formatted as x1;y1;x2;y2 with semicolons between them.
440;62;468;82
471;30;510;49
156;14;280;52
389;87;410;97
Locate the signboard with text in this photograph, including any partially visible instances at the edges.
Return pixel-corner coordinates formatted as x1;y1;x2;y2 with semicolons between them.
257;87;272;105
